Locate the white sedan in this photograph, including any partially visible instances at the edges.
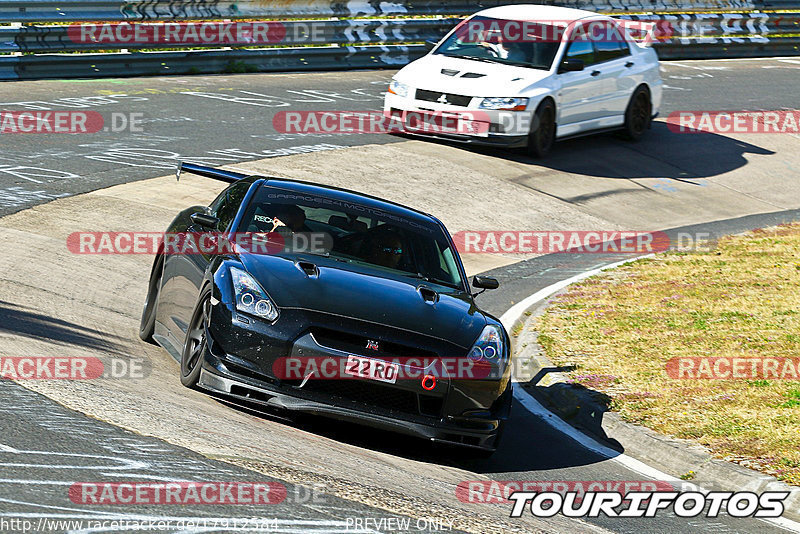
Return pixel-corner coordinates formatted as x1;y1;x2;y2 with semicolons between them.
383;5;663;157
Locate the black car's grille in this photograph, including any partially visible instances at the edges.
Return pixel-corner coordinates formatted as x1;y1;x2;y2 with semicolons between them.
304;380;420;414
414;89;472;107
311;327;437;359
300;380;445;418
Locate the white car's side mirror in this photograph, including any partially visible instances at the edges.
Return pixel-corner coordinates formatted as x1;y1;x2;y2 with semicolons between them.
558;58;585;73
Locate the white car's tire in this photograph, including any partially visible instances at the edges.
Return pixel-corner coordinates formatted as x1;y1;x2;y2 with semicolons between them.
623;86;651;141
526;100;556;159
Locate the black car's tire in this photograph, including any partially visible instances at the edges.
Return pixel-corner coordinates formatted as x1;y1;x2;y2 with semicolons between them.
622;87;651;141
139;256;163;343
526;100;556;159
180;288;212;388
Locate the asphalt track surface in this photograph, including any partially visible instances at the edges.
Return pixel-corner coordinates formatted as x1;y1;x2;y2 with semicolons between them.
1;57;800;533
0;57;799;216
0;380;459;534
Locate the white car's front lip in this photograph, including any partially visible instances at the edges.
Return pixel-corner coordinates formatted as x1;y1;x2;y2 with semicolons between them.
384;92;534;139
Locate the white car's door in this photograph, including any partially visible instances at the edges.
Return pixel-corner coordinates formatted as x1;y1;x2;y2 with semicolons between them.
593;37;636;117
556;37;607;132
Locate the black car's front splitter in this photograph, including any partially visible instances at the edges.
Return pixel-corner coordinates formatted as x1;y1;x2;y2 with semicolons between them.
197;367;501;452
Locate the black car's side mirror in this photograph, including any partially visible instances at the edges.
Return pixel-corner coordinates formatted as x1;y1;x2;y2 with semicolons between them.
424;39;438;51
558;58;585;73
190;212;219;229
472;275;499;297
473;276;500;290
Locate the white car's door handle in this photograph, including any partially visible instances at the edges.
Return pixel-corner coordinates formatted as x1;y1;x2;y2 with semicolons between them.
625;61;634;68
590;70;601;77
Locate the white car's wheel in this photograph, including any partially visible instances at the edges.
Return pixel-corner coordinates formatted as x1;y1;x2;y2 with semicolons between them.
623;87;651;141
526;100;556;158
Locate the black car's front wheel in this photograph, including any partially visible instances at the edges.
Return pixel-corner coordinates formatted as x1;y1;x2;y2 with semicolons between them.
181;288;212;388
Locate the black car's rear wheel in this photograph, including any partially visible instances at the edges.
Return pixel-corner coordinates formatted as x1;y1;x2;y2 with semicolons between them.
526;100;556;159
181;288;212;388
139;255;163;343
622;87;651;141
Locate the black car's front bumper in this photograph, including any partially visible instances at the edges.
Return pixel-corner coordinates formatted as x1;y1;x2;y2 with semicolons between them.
198;308;511;451
198;366;506;450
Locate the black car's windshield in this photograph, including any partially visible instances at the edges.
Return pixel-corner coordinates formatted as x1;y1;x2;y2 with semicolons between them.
236;185;464;290
435;16;562;70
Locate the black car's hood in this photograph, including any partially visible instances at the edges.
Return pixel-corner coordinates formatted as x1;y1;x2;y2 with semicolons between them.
239;254;486;348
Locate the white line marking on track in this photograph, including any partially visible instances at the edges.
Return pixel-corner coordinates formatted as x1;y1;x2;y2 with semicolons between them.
0;449;148;471
500;255;800;533
0;442;19;453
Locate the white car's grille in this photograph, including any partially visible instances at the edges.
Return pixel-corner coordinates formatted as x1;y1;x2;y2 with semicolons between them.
415;89;472;107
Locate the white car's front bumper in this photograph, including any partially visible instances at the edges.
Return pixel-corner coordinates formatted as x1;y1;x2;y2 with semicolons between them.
383;91;534;148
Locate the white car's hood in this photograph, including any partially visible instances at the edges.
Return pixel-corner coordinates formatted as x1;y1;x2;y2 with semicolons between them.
395;54;552;97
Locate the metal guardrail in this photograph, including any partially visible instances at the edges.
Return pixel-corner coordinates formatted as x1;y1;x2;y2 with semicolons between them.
0;18;462;53
0;0;798;80
0;0;530;22
0;0;776;23
7;45;428;80
0;0;776;21
3;14;797;55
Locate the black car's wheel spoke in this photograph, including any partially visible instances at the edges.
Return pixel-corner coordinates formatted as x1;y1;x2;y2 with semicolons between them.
183;297;209;376
188;327;203;343
186;337;203;369
201;299;211;324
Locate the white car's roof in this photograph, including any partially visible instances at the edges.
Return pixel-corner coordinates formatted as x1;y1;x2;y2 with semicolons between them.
473;5;611;23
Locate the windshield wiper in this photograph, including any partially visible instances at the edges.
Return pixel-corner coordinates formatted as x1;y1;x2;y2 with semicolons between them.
440;53;546;70
440;53;498;64
406;273;461;290
300;251;353;264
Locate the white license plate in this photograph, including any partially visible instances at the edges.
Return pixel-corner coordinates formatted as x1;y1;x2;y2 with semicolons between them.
458;118;489;137
344;355;399;384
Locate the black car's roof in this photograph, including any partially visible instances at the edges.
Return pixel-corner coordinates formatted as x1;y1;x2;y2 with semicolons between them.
253;176;438;225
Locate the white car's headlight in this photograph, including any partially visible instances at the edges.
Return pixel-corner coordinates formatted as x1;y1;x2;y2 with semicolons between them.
388;80;411;98
230;266;278;322
468;325;505;361
479;97;529;111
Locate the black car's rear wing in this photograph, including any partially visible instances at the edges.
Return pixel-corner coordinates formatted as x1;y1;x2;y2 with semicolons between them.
176;162;250;183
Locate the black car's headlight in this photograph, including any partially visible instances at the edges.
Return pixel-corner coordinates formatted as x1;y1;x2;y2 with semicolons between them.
468;325;505;362
230;266;278;322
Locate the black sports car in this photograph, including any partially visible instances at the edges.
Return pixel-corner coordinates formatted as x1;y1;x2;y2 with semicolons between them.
140;163;512;453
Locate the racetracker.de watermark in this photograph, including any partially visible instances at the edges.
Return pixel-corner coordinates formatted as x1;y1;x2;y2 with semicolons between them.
273;110;493;136
452;231;718;254
666;357;800;379
69;482;287;505
66;232;331;256
457;480;674;504
0;111;143;134
451;18;671;44
0;356;150;380
69;22;297;46
272;356;500;384
666;110;800;134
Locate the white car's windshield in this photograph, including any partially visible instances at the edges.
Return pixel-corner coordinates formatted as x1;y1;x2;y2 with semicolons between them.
434;16;562;70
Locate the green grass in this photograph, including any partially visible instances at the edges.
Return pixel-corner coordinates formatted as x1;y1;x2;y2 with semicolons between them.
536;223;800;485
